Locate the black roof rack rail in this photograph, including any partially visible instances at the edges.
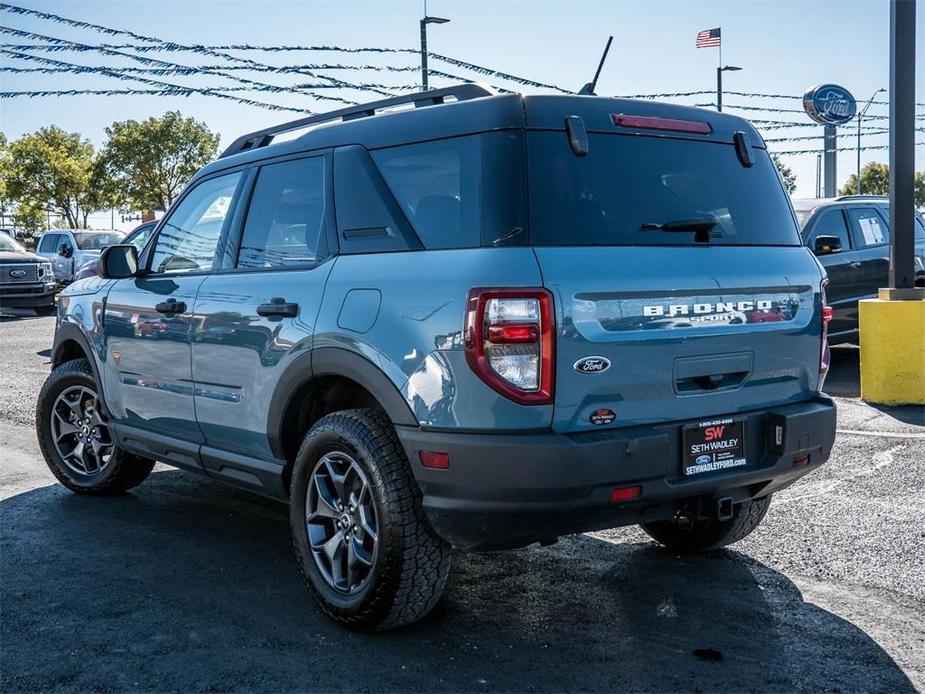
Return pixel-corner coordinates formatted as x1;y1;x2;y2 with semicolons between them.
219;84;496;159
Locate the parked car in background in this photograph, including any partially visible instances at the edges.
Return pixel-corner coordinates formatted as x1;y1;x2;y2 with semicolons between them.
795;195;925;344
0;231;56;313
34;229;125;284
74;221;158;280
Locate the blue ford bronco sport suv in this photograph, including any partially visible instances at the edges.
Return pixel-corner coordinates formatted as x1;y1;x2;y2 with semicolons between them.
37;85;837;630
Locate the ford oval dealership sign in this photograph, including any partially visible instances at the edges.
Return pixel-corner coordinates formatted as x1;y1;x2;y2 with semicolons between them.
803;84;857;126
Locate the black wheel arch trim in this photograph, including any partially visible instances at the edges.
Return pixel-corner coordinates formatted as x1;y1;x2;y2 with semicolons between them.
266;346;418;461
51;323;107;409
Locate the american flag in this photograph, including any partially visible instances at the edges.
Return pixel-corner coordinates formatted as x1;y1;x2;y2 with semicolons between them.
696;27;721;48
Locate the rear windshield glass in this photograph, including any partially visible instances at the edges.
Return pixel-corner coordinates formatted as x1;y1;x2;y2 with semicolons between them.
372;131;525;249
527;132;800;246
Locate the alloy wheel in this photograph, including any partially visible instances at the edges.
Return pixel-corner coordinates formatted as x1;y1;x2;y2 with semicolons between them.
50;385;113;476
306;451;379;594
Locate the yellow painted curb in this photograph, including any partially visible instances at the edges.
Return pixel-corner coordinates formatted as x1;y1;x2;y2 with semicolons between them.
858;298;925;406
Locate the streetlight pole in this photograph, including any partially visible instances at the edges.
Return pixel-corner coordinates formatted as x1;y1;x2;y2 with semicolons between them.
856;87;886;194
420;15;449;91
716;65;741;112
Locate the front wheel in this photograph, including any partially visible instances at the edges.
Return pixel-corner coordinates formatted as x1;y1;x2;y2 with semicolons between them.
290;409;450;630
36;358;155;495
641;495;772;553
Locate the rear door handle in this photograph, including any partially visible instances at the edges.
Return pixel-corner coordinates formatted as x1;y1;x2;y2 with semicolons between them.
257;297;299;318
155;298;186;315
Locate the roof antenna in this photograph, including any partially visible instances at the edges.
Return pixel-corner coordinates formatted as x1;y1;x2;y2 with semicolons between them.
578;36;613;95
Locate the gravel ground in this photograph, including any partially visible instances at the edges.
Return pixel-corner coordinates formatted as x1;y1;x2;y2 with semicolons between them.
1;313;923;692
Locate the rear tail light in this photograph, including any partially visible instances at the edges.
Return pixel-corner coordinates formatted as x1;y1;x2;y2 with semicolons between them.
818;280;832;390
464;288;554;405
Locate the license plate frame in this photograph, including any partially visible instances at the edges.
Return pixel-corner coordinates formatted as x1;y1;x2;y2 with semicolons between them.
682;417;747;477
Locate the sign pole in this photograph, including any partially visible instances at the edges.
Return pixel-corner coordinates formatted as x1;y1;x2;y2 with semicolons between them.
824;125;837;197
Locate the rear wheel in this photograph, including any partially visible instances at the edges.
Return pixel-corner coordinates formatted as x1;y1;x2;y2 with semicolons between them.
36;358;155;495
290;408;450;630
641;495;772;553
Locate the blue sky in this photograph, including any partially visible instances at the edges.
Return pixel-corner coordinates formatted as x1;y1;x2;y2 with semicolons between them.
1;0;923;228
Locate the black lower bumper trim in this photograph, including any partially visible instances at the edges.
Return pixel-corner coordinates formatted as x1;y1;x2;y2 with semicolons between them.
396;396;836;550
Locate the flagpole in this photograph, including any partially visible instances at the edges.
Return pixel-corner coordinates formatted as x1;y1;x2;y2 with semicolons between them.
717;29;723;112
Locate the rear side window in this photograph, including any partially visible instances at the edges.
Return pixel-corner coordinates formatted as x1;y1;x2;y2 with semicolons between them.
238;157;327;269
808;209;852;250
846;207;888;247
372;132;524;249
527;133;800;246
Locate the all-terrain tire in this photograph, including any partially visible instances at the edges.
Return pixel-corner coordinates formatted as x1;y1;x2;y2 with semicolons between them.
290;408;451;631
36;358;155;495
641;495;772;552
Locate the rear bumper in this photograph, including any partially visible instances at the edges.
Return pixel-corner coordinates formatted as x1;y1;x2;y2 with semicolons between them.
397;396;837;550
0;283;56;308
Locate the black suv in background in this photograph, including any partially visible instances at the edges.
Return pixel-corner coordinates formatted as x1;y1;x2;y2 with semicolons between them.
794;195;925;344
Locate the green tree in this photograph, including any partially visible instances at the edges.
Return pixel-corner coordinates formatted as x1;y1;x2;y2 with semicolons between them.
839;162;925;206
4;126;106;228
771;153;797;194
99;111;220;212
11;199;47;235
0;133;11;227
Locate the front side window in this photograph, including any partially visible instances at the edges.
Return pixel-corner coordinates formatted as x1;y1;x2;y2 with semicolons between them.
38;234;59;253
149;172;242;274
847;207;889;248
808;209;852;250
126;223;156;252
237;157;327;269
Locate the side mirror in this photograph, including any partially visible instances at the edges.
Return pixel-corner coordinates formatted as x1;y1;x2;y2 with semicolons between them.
58;244;72;258
97;244;139;279
813;235;843;255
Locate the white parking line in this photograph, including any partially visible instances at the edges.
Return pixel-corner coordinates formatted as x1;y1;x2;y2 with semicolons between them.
836;429;925;439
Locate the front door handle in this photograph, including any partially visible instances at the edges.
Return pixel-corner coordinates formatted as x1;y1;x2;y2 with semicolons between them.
155;298;187;315
257;297;299;318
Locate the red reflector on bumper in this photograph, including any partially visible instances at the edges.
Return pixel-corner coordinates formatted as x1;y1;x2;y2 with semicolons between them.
610;485;642;502
793;454;810;467
419;451;450;469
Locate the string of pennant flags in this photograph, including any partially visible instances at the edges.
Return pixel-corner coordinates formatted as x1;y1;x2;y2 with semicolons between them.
2;2;924;158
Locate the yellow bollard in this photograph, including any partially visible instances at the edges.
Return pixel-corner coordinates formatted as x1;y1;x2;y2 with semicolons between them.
858;290;925;406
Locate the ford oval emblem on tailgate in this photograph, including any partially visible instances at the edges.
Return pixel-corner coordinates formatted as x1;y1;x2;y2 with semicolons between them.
573;356;611;374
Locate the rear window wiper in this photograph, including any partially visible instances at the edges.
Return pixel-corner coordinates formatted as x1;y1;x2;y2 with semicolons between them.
640;217;718;242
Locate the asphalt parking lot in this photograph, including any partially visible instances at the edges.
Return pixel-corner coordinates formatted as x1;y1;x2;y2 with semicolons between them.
1;310;923;692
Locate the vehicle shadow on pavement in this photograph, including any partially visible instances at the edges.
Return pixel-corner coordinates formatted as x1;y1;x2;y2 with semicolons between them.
1;470;915;693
